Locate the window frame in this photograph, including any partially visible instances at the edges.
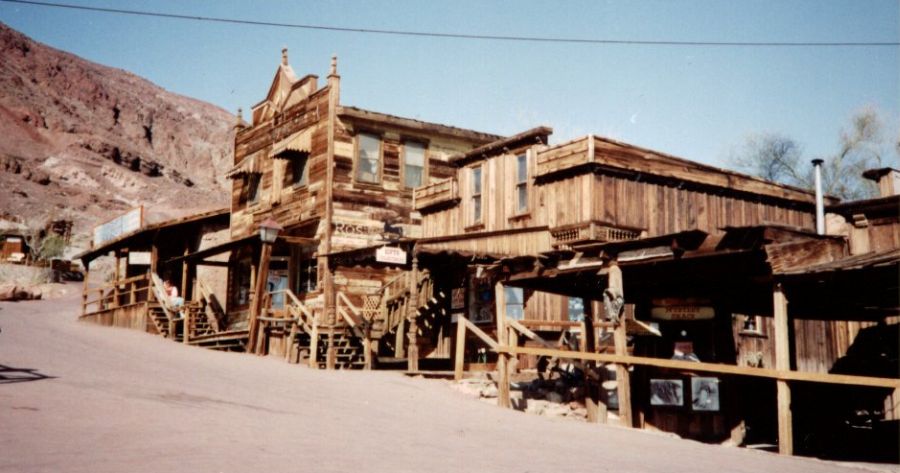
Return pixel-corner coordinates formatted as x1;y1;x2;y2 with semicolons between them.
470;164;483;225
354;131;383;185
241;173;262;208
514;151;529;215
401;140;428;190
288;151;310;189
504;286;525;321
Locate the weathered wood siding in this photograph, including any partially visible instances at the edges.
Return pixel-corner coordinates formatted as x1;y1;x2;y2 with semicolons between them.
231;86;332;241
421;135;816;238
330;119;481;252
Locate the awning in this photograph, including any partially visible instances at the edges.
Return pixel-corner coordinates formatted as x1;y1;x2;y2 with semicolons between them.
272;129;312;158
225;151;262;179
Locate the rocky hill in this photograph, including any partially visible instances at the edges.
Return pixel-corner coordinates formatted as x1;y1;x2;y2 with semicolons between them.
0;21;235;252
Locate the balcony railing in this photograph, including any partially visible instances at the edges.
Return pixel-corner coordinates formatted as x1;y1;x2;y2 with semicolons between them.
413;177;459;211
550;220;644;249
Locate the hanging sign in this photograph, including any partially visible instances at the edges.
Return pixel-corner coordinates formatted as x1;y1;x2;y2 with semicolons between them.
650;298;714;321
375;246;407;265
128;251;151;265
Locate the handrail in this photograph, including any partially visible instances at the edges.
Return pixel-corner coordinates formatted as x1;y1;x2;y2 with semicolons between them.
460;316;499;351
336;292;365;329
196;279;225;333
270;289;317;335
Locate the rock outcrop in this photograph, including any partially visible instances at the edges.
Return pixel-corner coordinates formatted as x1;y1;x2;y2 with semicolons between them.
0;21;235;250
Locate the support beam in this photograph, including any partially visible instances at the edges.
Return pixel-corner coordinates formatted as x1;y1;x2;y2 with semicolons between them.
773;283;793;455
609;262;632;428
454;317;466;380
406;255;420;372
495;279;511;409
583;297;602;423
308;323;319;369
247;241;272;353
81;261;91;316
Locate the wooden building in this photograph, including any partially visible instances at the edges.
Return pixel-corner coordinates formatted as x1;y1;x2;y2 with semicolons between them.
74;49;898;462
77;209;230;339
171;51;501;365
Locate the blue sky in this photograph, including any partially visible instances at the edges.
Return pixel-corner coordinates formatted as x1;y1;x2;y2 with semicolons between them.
1;0;898;169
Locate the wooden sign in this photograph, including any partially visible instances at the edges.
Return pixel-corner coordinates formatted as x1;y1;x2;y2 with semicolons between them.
128;251;151;265
93;206;144;247
375;246;407;265
650;298;714;321
451;288;465;310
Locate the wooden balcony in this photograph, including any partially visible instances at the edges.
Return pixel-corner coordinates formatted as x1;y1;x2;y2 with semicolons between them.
535;136;592;177
413;177;459;211
549;220;644;249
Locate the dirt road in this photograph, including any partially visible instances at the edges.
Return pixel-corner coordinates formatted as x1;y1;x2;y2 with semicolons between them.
0;284;877;473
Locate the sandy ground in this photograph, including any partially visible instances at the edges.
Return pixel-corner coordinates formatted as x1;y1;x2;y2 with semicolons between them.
0;284;891;473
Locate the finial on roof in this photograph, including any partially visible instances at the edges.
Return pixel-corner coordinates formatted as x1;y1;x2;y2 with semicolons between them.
282;48;288;66
236;108;245;127
330;55;338;76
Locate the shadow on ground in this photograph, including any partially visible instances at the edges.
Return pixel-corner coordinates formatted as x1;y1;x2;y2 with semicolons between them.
0;364;55;384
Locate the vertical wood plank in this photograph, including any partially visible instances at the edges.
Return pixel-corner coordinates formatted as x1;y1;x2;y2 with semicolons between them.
610;262;633;428
407;255;420;372
773;283;793;455
454;318;466;380
247;242;272;353
495;279;511;409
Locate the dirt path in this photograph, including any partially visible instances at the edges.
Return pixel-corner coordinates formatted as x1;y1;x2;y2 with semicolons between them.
0;284;881;473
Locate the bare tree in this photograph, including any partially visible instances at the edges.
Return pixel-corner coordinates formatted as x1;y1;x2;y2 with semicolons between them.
732;108;896;200
732;133;806;186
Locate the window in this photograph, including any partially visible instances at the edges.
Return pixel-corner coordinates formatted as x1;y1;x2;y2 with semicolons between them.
231;255;252;308
471;165;482;223
568;297;585;322
241;173;261;206
738;314;765;336
356;133;381;183
505;286;524;320
403;141;426;189
515;153;528;213
297;256;318;294
289;151;309;187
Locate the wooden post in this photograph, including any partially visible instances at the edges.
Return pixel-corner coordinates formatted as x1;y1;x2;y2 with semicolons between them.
509;327;519;375
495;279;511;409
454;318;466;380
247;241;272;353
363;338;373;370
610;262;633;428
773;283;793;455
183;306;191;345
285;322;298;363
308;322;319;369
406;255;420;372
113;251;121;307
583;297;600;423
394;314;406;358
180;244;189;303
326;330;336;370
81;260;91;315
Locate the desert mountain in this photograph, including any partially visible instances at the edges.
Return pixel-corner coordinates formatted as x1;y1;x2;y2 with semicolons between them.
0;21;235;252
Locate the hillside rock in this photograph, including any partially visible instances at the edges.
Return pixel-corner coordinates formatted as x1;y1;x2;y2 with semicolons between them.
0;21;235;251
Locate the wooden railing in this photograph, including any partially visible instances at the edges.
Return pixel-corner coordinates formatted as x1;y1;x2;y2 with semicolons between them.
82;273;150;315
413;177;459;211
195;279;225;333
549;221;644;249
535;136;592;177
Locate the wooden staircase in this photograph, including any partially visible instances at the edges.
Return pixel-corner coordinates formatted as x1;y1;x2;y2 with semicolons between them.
375;271;447;360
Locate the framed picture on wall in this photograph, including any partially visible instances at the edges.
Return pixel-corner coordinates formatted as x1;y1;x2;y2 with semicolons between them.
650;379;683;406
691;377;720;411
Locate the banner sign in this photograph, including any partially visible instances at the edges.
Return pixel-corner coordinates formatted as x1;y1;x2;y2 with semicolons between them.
93;206;144;247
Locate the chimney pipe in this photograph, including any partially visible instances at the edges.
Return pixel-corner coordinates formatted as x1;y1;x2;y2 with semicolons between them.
812;159;825;235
